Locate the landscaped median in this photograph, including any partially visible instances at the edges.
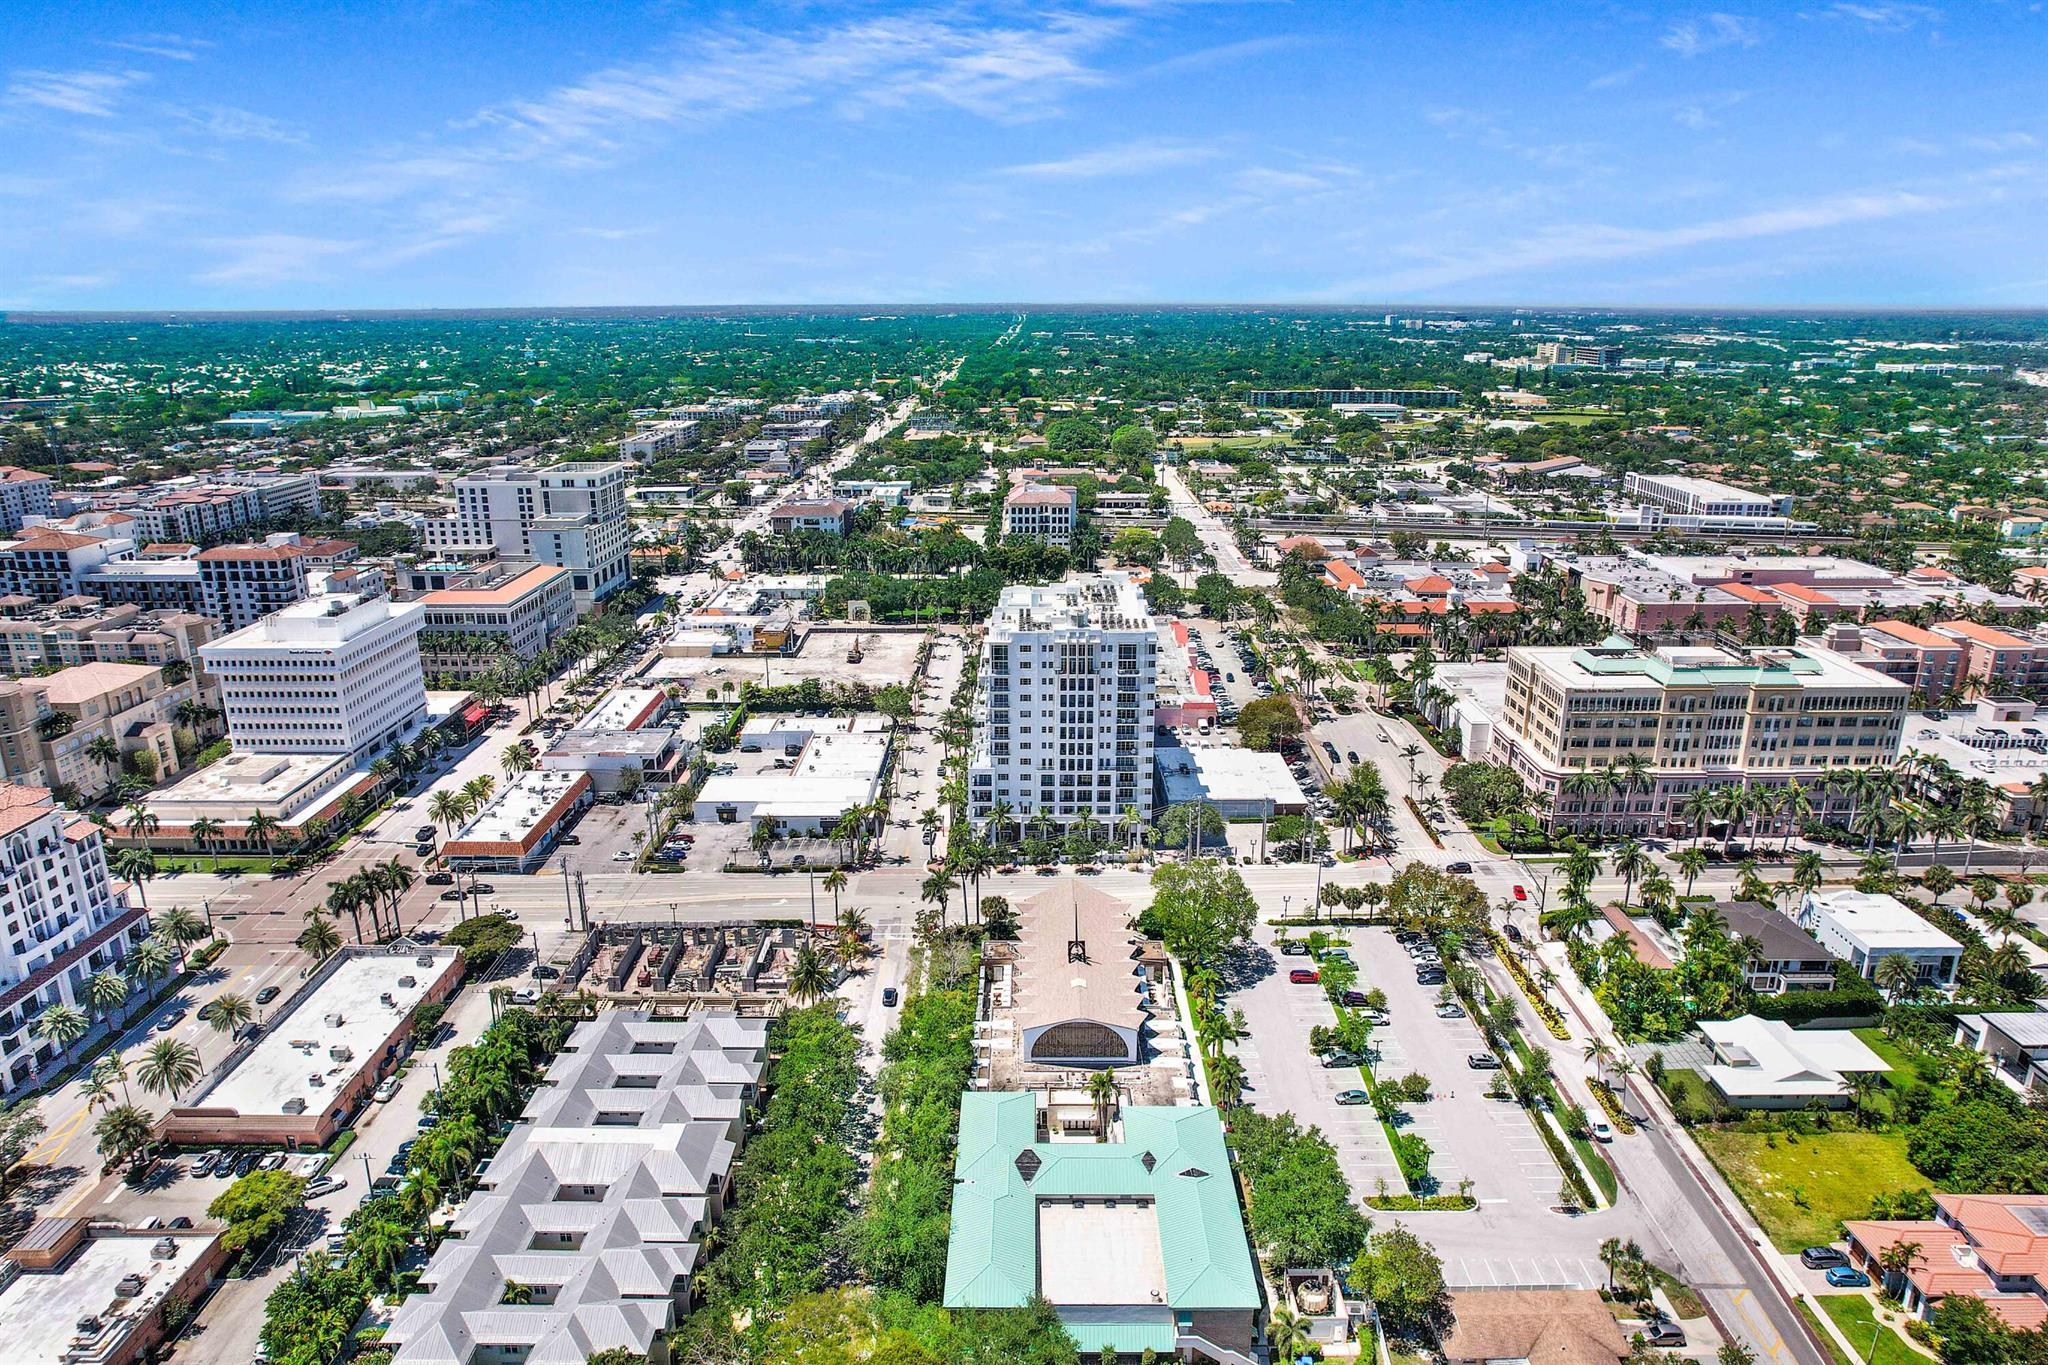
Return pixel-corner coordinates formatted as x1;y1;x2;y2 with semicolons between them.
1589;1078;1637;1135
1486;928;1570;1040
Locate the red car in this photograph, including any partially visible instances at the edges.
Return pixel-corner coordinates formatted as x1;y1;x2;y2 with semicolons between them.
1513;885;1528;901
1288;968;1321;985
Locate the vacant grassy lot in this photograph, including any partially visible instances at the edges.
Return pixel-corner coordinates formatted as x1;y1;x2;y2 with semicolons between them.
1695;1128;1926;1252
1817;1294;1927;1365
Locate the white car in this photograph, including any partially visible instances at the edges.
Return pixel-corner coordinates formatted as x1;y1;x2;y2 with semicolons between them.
373;1077;401;1103
612;849;634;862
1591;1121;1615;1143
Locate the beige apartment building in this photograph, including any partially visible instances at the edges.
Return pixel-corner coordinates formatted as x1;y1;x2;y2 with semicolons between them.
0;661;190;796
1492;641;1909;837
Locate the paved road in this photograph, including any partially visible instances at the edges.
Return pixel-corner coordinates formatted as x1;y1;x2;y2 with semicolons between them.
1160;464;1275;587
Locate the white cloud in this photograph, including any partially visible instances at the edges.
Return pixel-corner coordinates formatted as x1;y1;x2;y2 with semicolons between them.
171;106;305;145
6;68;148;117
1661;13;1763;57
195;234;361;286
105;34;213;62
1000;138;1219;179
1329;187;1949;296
1818;4;1942;32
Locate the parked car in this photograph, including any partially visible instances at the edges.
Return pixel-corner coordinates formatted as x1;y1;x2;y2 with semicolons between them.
305;1176;344;1199
167;1216;194;1229
1318;947;1351;963
1360;1009;1391;1026
1434;1003;1465;1019
1320;1051;1366;1068
1799;1247;1849;1270
1467;1052;1502;1070
1340;990;1371;1007
1503;923;1524;943
373;1077;401;1103
1334;1089;1372;1106
1346;750;1360;764
1825;1266;1872;1288
1288;968;1321;985
1278;940;1310;956
1591;1122;1615;1143
882;986;899;1007
1641;1318;1686;1348
255;986;281;1005
191;1150;221;1176
234;1151;260;1177
560;834;580;845
1416;970;1447;985
1444;861;1473;875
257;1152;286;1171
510;987;541;1005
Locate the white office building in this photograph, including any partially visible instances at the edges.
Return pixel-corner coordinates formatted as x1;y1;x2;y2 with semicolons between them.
1622;472;1793;520
1798;888;1962;990
968;573;1157;827
424;462;630;611
1002;483;1078;548
202;593;428;761
0;785;147;1094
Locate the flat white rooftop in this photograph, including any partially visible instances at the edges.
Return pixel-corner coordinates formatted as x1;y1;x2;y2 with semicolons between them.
453;770;586;845
150;750;358;819
196;947;460;1118
1807;889;1963;950
0;1232;217;1365
1036;1198;1166;1307
582;687;665;731
1156;744;1305;807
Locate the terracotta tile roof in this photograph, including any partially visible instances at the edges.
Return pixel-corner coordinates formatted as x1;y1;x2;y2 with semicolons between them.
1773;583;1839;605
1939;620;2035;650
1721;582;1780;605
1325;562;1367;591
5;530;103;551
1405;575;1455;595
37;661;160;706
1869;619;1957;649
195;544;304;562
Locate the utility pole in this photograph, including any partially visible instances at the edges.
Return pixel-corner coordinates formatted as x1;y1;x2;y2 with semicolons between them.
560;862;576;927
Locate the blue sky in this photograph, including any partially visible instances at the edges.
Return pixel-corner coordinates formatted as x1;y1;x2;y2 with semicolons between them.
1;0;2044;309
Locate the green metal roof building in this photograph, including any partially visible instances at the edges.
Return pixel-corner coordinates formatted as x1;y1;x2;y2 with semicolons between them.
943;1092;1263;1363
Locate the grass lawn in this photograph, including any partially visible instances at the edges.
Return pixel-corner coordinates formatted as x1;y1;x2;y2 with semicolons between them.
1853;1029;1944;1090
1816;1294;1926;1365
1695;1128;1926;1252
1658;1067;1732;1121
155;852;279;874
1799;1302;1859;1365
1573;1135;1621;1205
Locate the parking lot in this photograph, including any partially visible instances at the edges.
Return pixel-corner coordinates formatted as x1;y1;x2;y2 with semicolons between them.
1357;926;1563;1209
1230;923;1403;1195
537;795;663;877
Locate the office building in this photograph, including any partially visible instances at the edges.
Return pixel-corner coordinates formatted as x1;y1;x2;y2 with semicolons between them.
415;562;576;678
1248;388;1462;408
693;715;890;835
383;1010;768;1365
0;467;55;533
942;1093;1261;1361
1536;341;1624;368
425;463;630;611
157;945;463;1147
1492;640;1908;837
968;573;1157;827
1622;473;1792;520
1799;889;1962;990
0;784;147;1093
1002;483;1077;548
0;1220;228;1365
202;593;427;761
618;418;700;461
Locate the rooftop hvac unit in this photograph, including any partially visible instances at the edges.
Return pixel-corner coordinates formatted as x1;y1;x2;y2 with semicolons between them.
397;975;417;988
283;1097;307;1114
379;993;395;1007
329;1045;353;1062
323;1012;345;1028
151;1238;179;1259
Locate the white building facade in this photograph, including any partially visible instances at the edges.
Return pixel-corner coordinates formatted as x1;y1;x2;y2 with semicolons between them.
425;462;629;611
969;573;1157;827
202;594;428;761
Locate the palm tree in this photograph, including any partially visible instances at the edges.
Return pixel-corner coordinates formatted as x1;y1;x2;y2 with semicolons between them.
244;811;282;858
136;1037;203;1101
919;869;952;927
1583;1039;1615;1085
95;1104;155;1169
427;790;467;840
198;993;255;1038
124;802;159;845
153;906;206;967
499;745;533;783
1207;1052;1246;1107
1610;838;1651;908
110;848;157;908
84;970;131;1034
821;868;849;923
325;876;370;943
1085;1069;1118;1142
786;943;833;1005
1599;1236;1627;1293
297;915;343;962
185;816;224;871
32;1002;90;1070
1268;1308;1314;1364
1874;953;1920;1005
1673;846;1708;897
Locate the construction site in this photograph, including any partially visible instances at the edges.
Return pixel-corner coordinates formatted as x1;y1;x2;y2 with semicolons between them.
558;920;830;1010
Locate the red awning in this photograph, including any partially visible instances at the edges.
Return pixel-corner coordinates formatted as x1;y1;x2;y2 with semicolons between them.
460;703;487;727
